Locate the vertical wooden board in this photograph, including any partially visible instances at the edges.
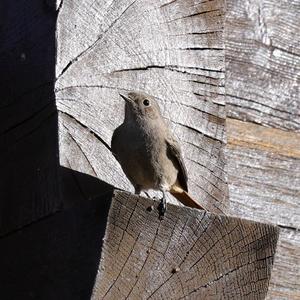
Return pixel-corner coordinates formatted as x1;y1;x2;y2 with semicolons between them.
56;0;228;214
225;0;300;131
92;191;279;300
0;0;60;235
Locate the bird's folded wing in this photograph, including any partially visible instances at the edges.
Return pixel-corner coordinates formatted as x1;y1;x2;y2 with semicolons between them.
166;137;188;192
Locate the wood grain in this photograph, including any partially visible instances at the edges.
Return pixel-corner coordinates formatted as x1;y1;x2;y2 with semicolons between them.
226;118;300;228
266;228;300;300
226;1;300;298
226;119;300;299
227;118;300;159
226;0;300;131
93;191;279;300
56;0;228;214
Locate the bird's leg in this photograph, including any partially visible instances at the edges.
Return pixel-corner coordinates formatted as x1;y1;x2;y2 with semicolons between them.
134;186;141;195
158;190;167;219
143;191;159;204
143;191;151;198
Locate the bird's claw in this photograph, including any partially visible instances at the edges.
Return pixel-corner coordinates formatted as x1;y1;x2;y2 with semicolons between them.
158;197;167;220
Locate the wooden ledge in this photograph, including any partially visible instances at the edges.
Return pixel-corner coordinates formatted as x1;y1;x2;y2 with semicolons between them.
92;191;279;299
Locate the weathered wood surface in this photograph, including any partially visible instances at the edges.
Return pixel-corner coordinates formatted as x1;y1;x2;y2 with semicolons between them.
227;119;300;228
0;169;113;300
226;1;300;298
0;0;60;235
267;228;300;300
226;119;300;300
225;0;300;298
93;191;279;300
226;0;300;131
56;0;228;214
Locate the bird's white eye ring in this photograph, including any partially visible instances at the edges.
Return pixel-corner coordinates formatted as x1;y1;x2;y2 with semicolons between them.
143;99;150;106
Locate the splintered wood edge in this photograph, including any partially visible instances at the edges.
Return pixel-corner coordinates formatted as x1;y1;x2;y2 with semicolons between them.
92;191;280;299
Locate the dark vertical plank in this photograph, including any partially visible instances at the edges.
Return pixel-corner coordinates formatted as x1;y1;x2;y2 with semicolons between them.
0;0;60;235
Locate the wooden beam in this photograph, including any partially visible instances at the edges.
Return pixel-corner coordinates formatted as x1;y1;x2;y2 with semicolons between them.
92;191;279;299
226;0;300;131
226;118;300;228
226;118;300;299
226;0;300;297
0;0;60;235
56;0;228;214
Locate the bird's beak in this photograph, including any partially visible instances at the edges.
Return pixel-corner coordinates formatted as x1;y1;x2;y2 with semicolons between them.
119;93;131;103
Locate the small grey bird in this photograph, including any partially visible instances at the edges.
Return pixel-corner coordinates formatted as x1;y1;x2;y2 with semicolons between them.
111;91;204;217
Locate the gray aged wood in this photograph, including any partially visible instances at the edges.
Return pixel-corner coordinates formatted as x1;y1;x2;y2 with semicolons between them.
0;0;60;235
226;119;300;228
226;119;300;300
56;0;228;214
226;0;300;131
267;228;300;300
226;1;300;298
92;191;279;300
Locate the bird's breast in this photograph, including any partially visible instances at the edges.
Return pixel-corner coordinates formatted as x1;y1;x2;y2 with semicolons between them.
113;121;177;190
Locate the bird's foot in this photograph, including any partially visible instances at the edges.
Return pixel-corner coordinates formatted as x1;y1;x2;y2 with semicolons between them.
158;196;167;220
143;191;151;198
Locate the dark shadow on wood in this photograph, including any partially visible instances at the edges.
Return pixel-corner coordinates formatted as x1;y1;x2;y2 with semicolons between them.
60;166;115;209
0;167;114;300
0;0;60;235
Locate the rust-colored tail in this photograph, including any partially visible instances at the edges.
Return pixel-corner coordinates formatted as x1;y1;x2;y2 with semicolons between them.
170;186;205;210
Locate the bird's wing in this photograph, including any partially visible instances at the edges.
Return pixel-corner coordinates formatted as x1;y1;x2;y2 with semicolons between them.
166;137;188;192
111;125;122;161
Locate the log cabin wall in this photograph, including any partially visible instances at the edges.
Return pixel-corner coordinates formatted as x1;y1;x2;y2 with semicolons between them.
0;0;298;299
226;1;300;299
56;0;228;215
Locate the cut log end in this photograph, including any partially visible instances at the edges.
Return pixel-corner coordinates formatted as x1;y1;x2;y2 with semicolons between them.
92;191;279;300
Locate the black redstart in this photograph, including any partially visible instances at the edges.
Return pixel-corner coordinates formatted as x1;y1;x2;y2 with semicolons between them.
111;91;204;217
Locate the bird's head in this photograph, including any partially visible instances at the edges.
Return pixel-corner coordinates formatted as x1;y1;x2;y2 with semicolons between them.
120;91;162;121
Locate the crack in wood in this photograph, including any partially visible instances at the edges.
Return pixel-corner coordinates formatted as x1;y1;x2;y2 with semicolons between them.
59;110;111;151
227;94;300;118
159;0;177;8
170;119;225;143
56;0;138;79
64;128;98;177
166;8;222;23
124;223;163;299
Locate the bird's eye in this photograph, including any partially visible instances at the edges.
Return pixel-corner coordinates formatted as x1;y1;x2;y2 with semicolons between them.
143;99;150;106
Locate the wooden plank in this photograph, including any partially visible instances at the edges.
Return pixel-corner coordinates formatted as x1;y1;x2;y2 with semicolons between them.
0;0;60;235
226;118;300;299
226;0;300;131
93;191;279;300
56;0;228;214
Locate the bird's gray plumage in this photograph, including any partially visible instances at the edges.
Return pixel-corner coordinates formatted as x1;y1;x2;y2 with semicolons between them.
111;91;188;195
